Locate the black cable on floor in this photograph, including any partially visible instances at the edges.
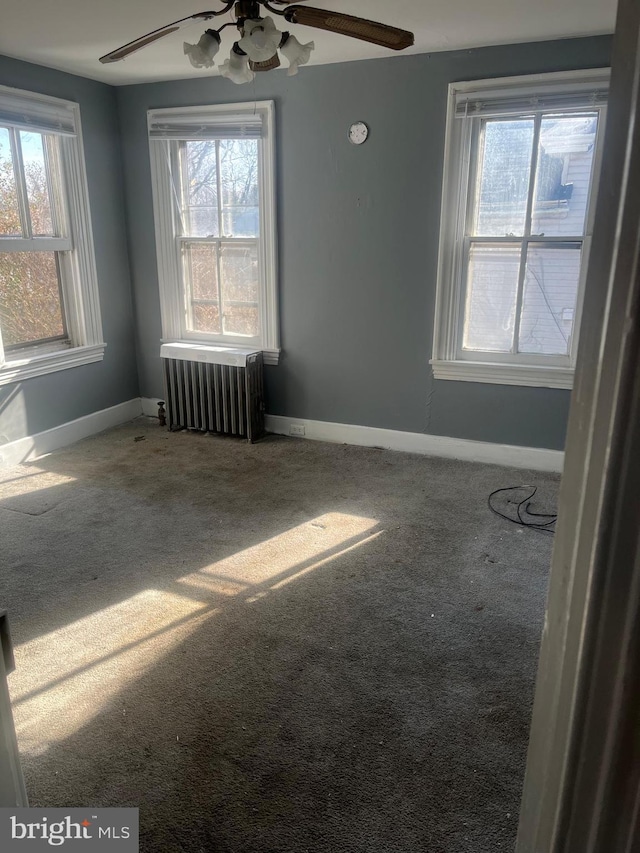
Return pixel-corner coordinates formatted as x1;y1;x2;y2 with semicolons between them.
488;485;557;534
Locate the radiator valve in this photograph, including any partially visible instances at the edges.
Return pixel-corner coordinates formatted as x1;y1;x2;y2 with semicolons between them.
157;401;167;427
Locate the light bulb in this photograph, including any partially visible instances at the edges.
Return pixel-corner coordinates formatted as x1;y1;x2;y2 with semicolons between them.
238;17;281;63
279;32;314;76
219;44;255;85
183;30;221;69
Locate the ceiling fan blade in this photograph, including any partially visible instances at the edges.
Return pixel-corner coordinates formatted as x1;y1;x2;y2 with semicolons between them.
99;12;220;63
282;6;414;51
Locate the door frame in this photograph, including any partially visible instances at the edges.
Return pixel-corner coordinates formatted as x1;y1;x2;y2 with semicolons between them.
0;611;28;807
517;0;640;850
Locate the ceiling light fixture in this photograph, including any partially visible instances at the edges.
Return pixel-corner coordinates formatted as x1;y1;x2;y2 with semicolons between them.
183;29;221;68
184;9;314;82
238;16;282;63
219;42;256;84
100;1;415;85
279;32;314;75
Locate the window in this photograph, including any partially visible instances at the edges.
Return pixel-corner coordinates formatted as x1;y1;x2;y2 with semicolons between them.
0;86;104;385
148;101;279;364
432;70;609;389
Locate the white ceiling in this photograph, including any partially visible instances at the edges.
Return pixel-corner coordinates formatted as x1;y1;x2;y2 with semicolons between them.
0;0;617;86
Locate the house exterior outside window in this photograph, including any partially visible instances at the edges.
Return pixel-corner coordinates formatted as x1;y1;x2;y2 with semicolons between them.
431;69;609;389
148;101;279;364
0;85;104;386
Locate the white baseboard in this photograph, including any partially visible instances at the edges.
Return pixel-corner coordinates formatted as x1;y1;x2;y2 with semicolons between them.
265;414;564;473
141;397;164;418
0;398;142;469
0;400;563;473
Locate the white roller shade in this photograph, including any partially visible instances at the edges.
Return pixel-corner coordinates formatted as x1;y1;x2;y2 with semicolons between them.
454;74;609;119
0;87;76;136
148;107;264;140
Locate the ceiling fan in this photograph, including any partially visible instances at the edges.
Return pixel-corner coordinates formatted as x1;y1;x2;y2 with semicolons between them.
99;1;415;82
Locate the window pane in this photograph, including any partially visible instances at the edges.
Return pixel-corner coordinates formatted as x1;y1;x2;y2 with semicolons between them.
463;244;521;352
184;242;220;334
224;305;259;337
531;113;598;238
219;139;259;238
519;245;581;356
222;206;259;239
474;119;534;237
0;127;22;236
20;131;54;237
221;243;259;338
183;141;219;237
192;304;221;335
0;252;65;347
185;242;219;300
220;244;259;302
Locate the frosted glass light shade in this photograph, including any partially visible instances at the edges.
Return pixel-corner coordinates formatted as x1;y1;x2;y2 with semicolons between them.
238;17;281;63
280;32;314;76
183;30;221;69
220;45;255;84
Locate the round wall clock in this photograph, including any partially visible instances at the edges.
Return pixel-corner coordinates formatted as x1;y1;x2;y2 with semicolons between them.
348;121;369;145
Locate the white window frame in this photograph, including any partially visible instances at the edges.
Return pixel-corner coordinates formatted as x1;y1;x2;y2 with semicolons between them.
0;85;104;387
148;101;280;365
431;69;610;389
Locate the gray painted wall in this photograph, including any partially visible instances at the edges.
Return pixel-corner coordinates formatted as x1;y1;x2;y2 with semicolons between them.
0;55;138;445
118;35;611;451
0;39;609;451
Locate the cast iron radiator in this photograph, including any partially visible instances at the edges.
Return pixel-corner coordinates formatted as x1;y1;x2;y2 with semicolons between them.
161;344;265;443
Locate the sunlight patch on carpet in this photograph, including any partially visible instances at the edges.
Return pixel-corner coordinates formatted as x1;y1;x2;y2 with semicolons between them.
11;590;214;756
10;511;379;756
177;512;379;596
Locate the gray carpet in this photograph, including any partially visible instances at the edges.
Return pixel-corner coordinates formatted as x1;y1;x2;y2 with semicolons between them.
0;419;558;852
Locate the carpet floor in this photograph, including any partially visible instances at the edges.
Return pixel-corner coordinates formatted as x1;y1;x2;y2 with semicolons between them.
0;418;558;852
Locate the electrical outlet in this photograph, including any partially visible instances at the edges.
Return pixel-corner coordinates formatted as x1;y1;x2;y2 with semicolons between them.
290;424;306;437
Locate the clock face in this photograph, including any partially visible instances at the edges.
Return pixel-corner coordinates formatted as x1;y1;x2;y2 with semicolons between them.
348;121;369;145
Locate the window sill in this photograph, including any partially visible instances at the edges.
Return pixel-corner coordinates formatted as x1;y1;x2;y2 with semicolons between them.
431;359;574;389
160;341;280;366
0;343;106;386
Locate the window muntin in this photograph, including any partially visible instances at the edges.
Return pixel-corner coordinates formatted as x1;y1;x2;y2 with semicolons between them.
461;110;600;361
0;125;70;351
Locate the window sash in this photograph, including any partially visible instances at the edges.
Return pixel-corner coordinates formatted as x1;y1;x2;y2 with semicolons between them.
0;248;70;350
173;136;263;344
457;238;585;365
175;138;260;240
453;107;603;366
0;125;69;241
0;127;73;357
178;236;260;342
